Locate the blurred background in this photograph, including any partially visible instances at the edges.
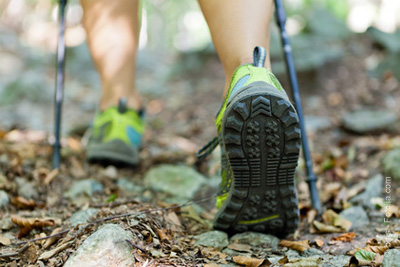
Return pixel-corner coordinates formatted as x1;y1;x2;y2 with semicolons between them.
0;0;399;145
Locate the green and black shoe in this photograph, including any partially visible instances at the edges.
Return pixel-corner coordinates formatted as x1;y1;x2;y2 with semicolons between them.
86;99;145;166
198;47;301;236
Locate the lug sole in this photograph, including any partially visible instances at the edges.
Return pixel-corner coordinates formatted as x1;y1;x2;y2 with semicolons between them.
214;83;301;236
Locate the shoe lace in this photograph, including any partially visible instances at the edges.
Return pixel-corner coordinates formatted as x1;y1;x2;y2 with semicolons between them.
196;136;219;160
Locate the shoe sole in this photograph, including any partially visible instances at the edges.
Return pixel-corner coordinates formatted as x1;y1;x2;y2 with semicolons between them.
214;82;301;236
87;139;140;167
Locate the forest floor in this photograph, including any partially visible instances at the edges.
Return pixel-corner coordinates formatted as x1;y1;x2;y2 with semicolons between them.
1;25;400;266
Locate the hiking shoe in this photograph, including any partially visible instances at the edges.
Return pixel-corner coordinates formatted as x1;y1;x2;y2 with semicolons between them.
198;47;301;236
86;99;145;166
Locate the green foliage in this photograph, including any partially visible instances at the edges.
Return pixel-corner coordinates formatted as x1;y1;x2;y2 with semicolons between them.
106;194;118;203
354;249;376;261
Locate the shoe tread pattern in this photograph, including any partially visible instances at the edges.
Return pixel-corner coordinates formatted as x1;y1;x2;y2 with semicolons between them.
214;89;301;237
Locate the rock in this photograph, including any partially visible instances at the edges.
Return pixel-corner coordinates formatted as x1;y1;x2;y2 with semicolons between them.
286;249;300;257
194;231;229;249
230;232;280;248
0;217;14;230
350;174;383;208
305;115;332;133
117;178;143;196
0;190;9;208
103;166;118;180
382;249;400;267
222;248;251;257
144;165;206;201
15;177;38;200
382;149;400;181
65;179;103;198
325;255;351;267
302;247;325;256
342;109;398;134
64;224;134;267
68;208;98;227
339;206;369;229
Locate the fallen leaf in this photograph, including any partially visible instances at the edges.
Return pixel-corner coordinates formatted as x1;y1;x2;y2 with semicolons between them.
314;239;324;247
323;209;352;232
43;227;63;249
312;220;343;233
44;168;59;185
233;256;271;267
156;228;170;243
10;196;36;209
331;232;356;242
11;215;55;238
279;240;310;252
228;243;252;253
204;264;221;267
279;256;322;267
39;240;74;260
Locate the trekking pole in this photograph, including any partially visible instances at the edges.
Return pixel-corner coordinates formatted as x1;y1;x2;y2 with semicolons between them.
274;0;321;213
52;0;68;169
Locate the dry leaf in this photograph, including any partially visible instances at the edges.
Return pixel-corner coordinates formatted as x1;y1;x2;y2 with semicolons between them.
44;168;59;185
10;196;36;209
156;228;170;243
204;264;221;267
331;232;356;242
0;234;11;245
279;240;310;252
314;239;324;247
228;243;252;253
278;256;322;267
233;256;271;267
11;215;55;238
312;220;343;233
323;209;352;232
43;227;63;249
39;240;74;260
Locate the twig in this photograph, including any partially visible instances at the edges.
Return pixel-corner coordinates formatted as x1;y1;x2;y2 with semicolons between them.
15;229;69;246
125;239;147;253
90;195;216;225
11;195;216;247
90;199;139;208
0;243;30;258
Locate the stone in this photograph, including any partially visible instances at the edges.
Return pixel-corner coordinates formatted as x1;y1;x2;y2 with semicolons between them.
68;208;98;227
305;115;332;133
144;165;206;201
194;231;229;249
382;249;400;267
339;206;369;229
103;166;118;180
325;255;351;267
350;174;383;209
65;179;103;198
382;149;400;181
230;232;280;248
302;247;325;256
117;178;143;196
0;190;9;208
0;217;14;230
342;109;398;134
16;177;38;200
64;224;134;267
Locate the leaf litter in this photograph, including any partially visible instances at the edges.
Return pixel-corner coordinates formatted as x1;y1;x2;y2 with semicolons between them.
1;21;400;267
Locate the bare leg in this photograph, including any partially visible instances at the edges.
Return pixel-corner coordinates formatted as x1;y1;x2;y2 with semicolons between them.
199;0;274;96
81;0;142;110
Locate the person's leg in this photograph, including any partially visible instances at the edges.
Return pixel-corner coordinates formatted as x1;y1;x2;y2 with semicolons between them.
81;0;142;111
82;0;144;166
198;0;300;236
198;0;273;96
